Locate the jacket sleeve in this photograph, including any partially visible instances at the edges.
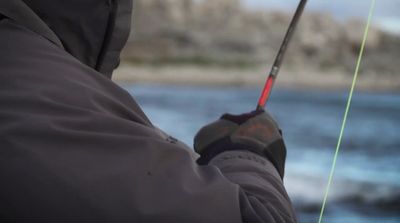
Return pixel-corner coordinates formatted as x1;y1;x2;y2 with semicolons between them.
208;151;297;222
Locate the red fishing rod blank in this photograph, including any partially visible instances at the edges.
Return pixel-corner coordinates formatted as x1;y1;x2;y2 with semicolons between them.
256;0;308;110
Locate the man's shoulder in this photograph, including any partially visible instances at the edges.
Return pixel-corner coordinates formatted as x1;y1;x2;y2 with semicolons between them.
0;18;152;128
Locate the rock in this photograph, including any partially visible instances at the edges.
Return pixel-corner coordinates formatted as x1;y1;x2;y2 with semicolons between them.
345;19;382;50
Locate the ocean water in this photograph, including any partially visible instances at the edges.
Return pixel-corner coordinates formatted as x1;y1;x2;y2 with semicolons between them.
123;84;400;223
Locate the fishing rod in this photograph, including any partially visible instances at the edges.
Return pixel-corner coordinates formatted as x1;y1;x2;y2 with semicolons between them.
256;0;308;111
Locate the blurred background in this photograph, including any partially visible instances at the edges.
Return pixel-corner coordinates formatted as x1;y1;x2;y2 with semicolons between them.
114;0;400;222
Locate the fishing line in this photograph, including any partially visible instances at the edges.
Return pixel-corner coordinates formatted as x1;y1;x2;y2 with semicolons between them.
317;0;376;222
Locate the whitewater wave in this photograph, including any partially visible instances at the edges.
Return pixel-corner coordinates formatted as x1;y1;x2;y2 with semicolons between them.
285;173;400;214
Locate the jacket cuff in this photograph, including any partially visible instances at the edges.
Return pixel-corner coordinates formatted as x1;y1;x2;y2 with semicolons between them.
208;150;282;181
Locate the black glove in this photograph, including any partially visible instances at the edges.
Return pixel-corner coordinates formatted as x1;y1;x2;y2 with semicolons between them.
194;110;286;178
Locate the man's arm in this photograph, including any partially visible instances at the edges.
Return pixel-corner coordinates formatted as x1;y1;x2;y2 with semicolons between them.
0;19;296;222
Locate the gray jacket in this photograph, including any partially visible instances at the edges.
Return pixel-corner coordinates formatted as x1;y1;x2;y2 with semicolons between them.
0;0;297;222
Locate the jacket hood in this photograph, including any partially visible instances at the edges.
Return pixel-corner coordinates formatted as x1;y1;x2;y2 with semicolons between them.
0;0;132;78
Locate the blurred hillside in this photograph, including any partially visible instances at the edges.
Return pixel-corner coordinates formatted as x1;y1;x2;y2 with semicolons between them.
117;0;400;90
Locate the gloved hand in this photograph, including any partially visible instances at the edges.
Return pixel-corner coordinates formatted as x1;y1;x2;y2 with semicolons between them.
194;110;286;178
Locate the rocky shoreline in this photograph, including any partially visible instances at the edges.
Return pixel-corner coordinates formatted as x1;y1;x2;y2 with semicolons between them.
113;64;400;92
117;0;400;92
123;0;400;80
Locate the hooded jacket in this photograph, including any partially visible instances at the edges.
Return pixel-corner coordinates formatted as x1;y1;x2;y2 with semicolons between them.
0;0;297;222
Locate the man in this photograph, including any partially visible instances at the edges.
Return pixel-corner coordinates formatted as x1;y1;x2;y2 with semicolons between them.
0;0;297;222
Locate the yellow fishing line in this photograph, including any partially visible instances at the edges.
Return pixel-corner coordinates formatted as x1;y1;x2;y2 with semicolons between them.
317;0;376;222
